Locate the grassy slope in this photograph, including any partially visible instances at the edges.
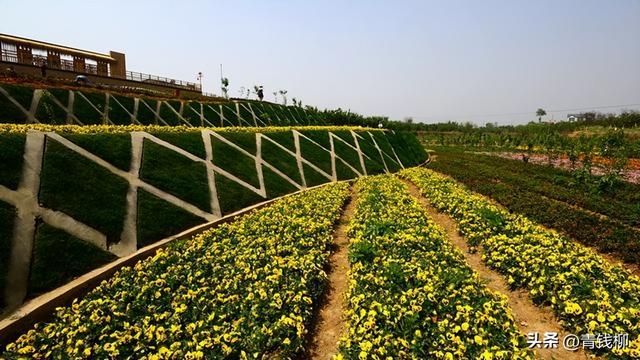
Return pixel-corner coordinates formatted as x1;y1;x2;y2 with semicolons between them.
28;224;117;297
39;139;129;243
0;201;16;310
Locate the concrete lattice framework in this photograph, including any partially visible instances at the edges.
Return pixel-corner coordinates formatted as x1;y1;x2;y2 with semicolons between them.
0;85;309;126
0;128;404;309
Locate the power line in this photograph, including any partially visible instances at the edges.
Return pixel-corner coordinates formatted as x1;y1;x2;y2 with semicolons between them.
409;103;640;121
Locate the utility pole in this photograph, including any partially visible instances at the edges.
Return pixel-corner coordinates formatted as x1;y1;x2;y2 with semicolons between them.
197;72;203;90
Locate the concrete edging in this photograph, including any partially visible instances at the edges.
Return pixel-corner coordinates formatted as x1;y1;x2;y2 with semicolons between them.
0;180;346;346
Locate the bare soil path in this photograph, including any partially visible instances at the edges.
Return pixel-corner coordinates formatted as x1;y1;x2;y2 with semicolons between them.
402;178;595;360
305;191;356;359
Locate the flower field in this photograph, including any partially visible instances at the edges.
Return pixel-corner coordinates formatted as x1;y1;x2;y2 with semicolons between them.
3;182;350;359
400;167;640;358
337;175;532;359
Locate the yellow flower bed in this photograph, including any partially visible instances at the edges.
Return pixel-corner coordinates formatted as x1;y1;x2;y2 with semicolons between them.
3;182;351;359
337;175;532;359
0;124;378;134
401;167;640;358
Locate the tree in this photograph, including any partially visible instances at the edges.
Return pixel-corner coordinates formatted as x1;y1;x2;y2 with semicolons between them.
221;77;230;99
536;108;547;122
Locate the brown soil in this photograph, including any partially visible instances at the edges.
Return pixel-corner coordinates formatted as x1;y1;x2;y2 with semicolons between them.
402;179;596;360
305;191;356;359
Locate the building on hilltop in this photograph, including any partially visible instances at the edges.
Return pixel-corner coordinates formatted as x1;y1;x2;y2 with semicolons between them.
0;33;202;98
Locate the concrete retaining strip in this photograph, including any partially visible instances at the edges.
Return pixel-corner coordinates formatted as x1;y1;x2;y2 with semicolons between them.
0;180;349;347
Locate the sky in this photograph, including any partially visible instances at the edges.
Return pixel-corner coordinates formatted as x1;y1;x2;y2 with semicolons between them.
2;0;639;125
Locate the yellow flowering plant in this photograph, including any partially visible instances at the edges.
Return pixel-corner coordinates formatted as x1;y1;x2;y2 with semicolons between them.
0;124;377;134
400;167;640;359
337;175;532;359
3;182;351;359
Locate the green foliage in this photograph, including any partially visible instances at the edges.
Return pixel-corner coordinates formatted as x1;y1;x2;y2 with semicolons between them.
150;131;206;159
214;174;265;214
61;133;132;171
1;83;34;109
332;133;363;172
0;201;16;309
35;91;67;124
371;132;401;172
184;102;204;126
140;140;211;213
261;139;302;185
136;98;158;125
74;91;105;124
262;165;299;199
109;95;134;125
28;224;116;297
428;150;640;263
298;137;331;175
302;163;331;187
39;139;129;243
216;132;256;154
159;101;183;126
136;189;207;247
0;133;26;190
47;88;69;106
211;136;260;188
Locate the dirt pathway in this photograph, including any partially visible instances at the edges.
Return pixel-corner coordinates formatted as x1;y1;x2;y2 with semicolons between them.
305;191;356;359
402;179;595;360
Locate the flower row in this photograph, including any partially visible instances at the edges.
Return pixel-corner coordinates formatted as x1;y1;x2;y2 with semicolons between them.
400;167;640;358
337;174;532;359
0;124;372;134
3;182;351;359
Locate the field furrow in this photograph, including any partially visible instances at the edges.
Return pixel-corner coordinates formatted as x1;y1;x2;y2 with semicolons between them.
401;167;640;358
337;174;532;359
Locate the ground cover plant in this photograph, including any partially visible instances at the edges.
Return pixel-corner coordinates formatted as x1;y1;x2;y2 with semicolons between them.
401;167;640;358
3;182;350;359
337;174;532;359
426;149;640;264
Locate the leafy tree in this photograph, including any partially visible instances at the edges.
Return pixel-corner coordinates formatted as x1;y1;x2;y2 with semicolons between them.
536;108;547;122
221;77;230;99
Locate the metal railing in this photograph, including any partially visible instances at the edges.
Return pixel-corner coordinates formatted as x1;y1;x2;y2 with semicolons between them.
1;49;18;63
1;47;201;92
125;70;201;91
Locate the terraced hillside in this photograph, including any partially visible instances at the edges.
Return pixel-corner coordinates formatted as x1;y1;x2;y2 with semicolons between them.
0;124;426;312
0;82;315;126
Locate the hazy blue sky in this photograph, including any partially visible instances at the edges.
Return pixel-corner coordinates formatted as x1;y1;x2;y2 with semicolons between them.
3;0;639;124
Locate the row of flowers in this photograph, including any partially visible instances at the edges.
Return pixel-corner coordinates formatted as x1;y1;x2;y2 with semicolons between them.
337;174;532;359
0;124;375;134
3;182;351;359
400;167;640;358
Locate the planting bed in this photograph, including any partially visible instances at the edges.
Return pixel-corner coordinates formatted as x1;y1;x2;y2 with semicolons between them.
3;182;350;358
401;167;640;358
338;175;531;359
427;150;640;264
